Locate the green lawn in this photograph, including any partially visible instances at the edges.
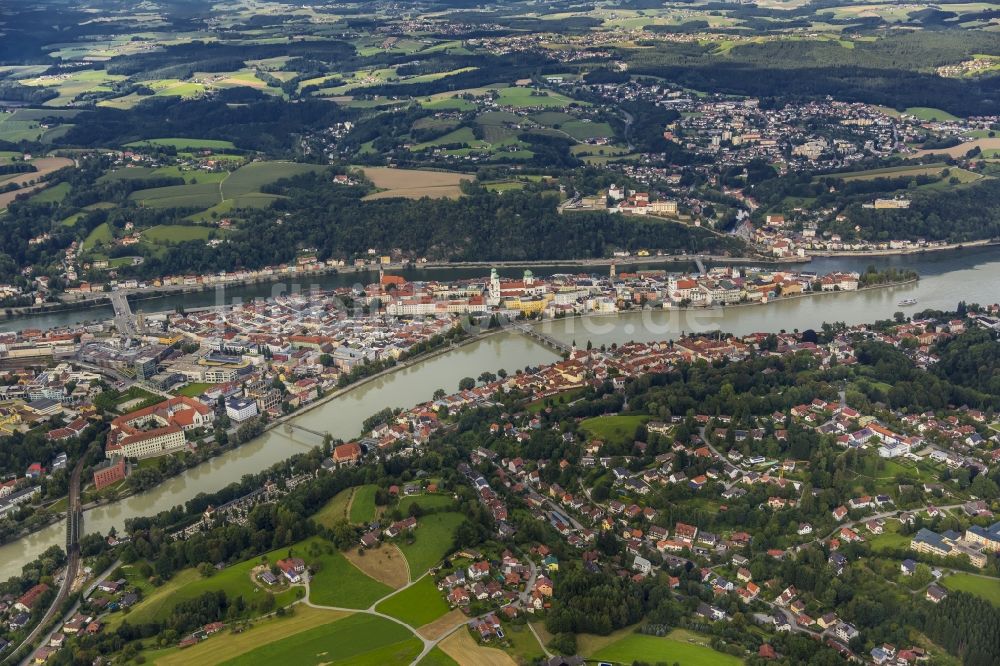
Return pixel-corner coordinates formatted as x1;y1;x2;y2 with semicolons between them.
175;382;213;397
350;484;378;523
308;544;392;609
496;87;583;109
591;630;743;665
375;574;450;627
580;414;650;446
397;512;464;578
219;613;421;666
128;181;221;208
942;573;1000;607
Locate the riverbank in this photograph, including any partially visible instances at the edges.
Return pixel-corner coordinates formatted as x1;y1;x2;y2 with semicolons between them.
22;327;508;531
532;277;919;334
806;239;999;258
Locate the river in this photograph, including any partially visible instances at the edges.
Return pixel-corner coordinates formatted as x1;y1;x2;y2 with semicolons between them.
1;246;998;580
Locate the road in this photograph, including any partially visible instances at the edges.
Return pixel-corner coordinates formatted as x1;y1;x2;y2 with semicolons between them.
6;458;84;665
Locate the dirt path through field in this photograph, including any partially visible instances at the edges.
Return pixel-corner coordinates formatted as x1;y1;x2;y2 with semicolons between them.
439;628;517;666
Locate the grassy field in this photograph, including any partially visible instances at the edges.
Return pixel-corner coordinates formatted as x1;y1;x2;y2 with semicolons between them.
904;107;960;121
361;167;470;200
501;622;546;663
580;414;649;446
417;647;460;666
397;494;456;515
868;522;913;552
345;544;409;589
495;87;583;109
308;544;392;609
28;181;71;203
221;161;324;198
397;512;465;578
124;137;237;150
349;484;378;523
142;224;216;243
219;613;421;666
942;573;1000;607
591;629;743;665
375;574;450;627
914;138;1000;158
826;163;950;181
313;487;354;528
147;606;350;666
82;222;113;252
129;182;222;208
112;542;306;627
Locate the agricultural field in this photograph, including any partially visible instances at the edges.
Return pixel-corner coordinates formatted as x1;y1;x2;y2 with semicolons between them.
218;613;422;666
123;160;324;215
942;573;1000;607
0;156;76;209
361;167;471;201
590;629;744;665
397;511;465;577
27;181;71;204
439;629;517;666
0;109;79;143
307;544;392;608
580;414;650;447
146;606;350;666
18;69;126;106
374;574;450;627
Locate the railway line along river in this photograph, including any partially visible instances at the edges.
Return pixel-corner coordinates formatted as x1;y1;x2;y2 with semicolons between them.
1;246;999;580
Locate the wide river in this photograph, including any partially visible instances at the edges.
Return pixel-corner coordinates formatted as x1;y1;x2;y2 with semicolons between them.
1;246;998;580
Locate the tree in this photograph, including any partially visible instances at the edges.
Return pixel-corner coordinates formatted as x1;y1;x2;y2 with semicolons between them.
458;377;475;391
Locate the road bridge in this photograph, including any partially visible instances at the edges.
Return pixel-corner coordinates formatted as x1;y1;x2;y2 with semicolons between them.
695;255;706;275
109;291;137;337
